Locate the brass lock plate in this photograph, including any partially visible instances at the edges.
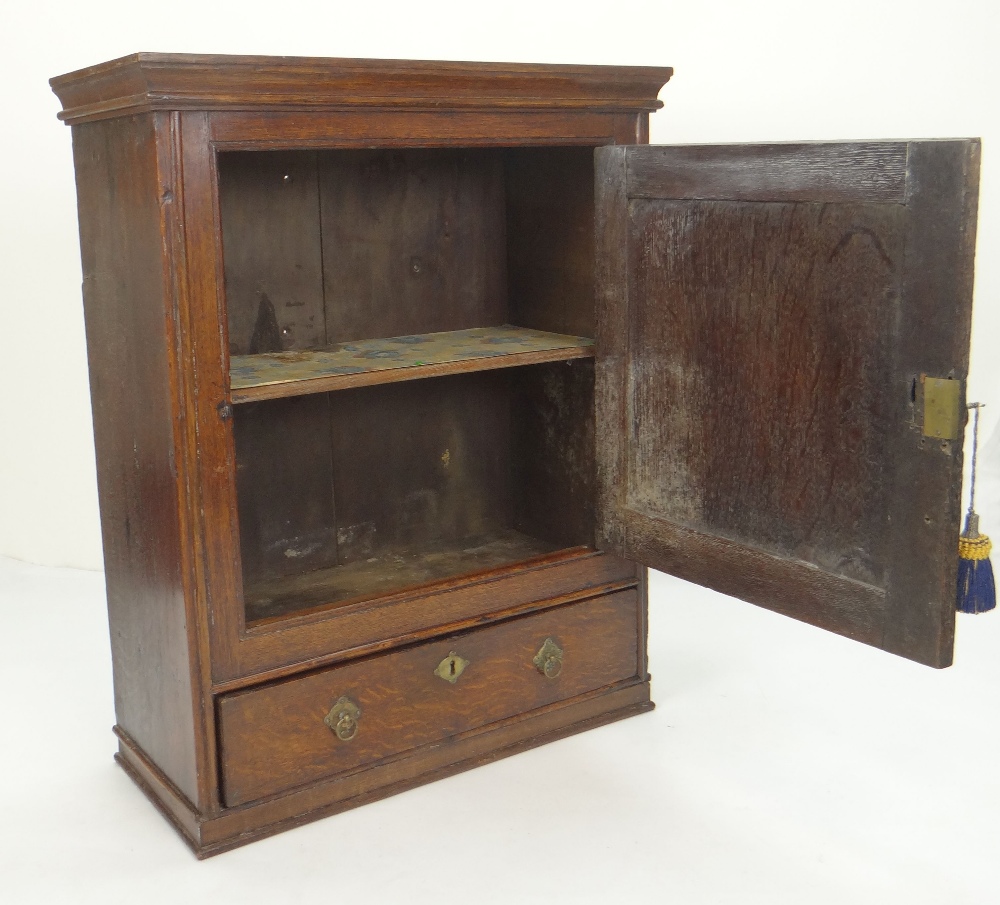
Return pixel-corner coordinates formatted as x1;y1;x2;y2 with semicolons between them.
921;375;962;440
434;652;469;684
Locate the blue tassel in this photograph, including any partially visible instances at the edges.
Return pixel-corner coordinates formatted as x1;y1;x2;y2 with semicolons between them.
957;402;995;614
957;518;996;614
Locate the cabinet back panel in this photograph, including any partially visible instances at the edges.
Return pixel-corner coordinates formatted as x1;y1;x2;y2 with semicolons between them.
320;149;507;343
219;147;601;355
219;148;507;351
233;394;338;579
218;151;326;355
505;147;595;338
329;373;512;564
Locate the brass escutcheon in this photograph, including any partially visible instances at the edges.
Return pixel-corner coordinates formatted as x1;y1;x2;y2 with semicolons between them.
324;695;361;742
434;651;469;684
533;638;563;679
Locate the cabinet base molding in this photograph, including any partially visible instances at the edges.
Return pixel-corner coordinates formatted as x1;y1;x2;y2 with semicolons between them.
115;679;653;858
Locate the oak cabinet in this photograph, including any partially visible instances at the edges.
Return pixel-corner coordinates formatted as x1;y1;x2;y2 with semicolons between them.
51;54;979;857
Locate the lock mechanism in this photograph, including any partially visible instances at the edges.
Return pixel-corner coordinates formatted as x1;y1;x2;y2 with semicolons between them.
434;651;469;684
921;375;962;440
324;696;361;742
533;638;564;679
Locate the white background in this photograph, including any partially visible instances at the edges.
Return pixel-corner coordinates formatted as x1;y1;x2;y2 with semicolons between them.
2;1;999;902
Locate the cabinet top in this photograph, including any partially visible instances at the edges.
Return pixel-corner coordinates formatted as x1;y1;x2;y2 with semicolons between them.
50;53;673;125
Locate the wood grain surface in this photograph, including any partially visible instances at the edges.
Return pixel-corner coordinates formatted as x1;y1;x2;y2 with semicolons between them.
627;198;900;587
596;140;980;667
627;142;908;203
243;529;565;622
233;365;600;624
233;393;339;580
117;680;652;858
505;147;597;337
511;360;597;549
218;150;326;355
72;113;200;803
326;373;511;564
50;54;672;125
881;140;981;665
218;590;640;806
320;149;506;343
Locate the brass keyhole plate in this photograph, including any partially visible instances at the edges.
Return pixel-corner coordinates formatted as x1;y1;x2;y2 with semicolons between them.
434;651;469;684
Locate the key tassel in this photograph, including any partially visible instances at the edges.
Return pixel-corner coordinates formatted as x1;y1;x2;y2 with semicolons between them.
957;402;995;614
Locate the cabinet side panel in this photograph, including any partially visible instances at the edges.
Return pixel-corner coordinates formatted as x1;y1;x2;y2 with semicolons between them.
72;115;199;803
505;147;596;338
510;360;596;549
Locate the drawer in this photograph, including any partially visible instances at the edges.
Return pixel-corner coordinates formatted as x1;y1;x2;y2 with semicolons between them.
218;589;640;807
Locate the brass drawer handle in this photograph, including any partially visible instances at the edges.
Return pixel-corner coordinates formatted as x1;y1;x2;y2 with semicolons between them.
434;651;469;684
533;638;563;679
324;696;361;742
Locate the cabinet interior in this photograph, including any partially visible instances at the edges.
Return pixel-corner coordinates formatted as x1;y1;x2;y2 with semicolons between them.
218;147;598;623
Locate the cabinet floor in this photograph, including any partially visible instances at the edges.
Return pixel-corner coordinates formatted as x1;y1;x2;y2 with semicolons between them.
243;527;570;622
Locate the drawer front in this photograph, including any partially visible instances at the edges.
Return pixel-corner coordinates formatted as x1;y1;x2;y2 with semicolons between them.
218;589;640;806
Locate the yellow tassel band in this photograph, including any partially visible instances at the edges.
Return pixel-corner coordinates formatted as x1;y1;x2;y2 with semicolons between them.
959;534;993;561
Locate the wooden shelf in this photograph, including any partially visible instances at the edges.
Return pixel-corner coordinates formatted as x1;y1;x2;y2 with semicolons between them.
229;325;595;403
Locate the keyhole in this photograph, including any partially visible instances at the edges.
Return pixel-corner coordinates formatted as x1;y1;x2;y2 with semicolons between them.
435;652;467;683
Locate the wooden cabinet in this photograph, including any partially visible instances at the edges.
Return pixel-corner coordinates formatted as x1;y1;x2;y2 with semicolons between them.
51;54;980;857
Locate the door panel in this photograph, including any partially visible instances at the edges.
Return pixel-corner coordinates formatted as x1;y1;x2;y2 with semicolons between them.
595;141;980;667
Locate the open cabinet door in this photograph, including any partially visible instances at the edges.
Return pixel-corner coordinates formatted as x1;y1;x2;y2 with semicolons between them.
595;141;979;667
